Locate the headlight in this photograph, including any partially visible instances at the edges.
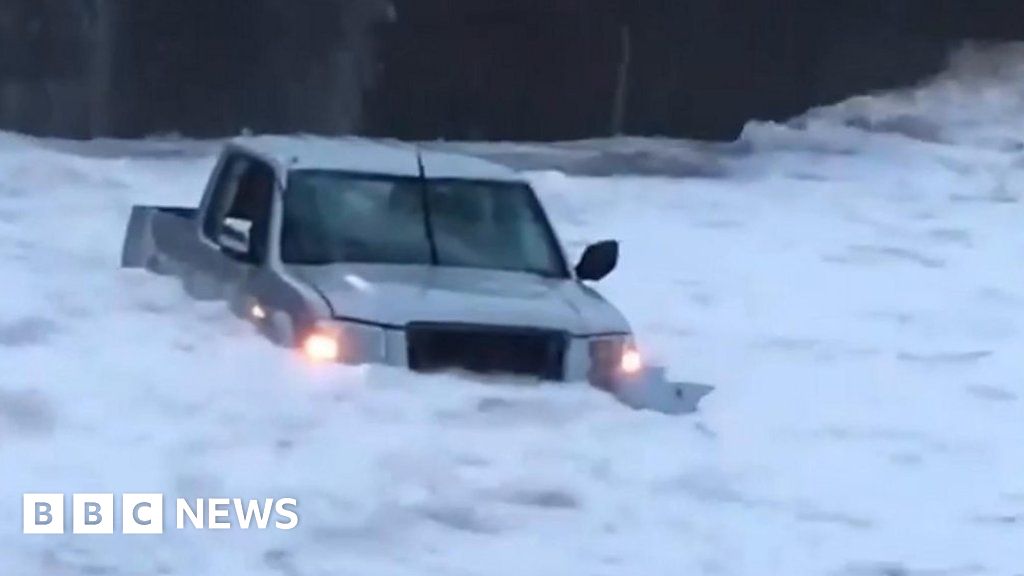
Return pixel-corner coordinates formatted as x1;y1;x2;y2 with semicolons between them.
619;346;643;374
588;335;643;384
303;331;341;362
250;303;268;320
302;319;387;364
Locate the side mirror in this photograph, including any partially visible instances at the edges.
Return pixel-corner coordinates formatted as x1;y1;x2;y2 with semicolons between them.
575;240;619;281
218;217;252;261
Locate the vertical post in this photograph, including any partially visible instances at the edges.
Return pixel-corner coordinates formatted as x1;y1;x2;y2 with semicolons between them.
611;24;631;136
88;0;116;137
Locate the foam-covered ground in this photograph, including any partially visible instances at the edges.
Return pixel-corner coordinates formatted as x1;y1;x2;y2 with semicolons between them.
1;44;1022;575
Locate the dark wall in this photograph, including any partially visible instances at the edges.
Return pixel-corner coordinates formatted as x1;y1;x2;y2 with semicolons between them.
0;0;389;138
109;0;388;137
366;0;1024;140
1;0;1023;141
0;0;94;135
365;1;624;140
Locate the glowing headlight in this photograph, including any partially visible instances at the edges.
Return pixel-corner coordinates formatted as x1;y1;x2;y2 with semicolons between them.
301;320;387;364
589;335;644;379
620;347;643;374
303;332;341;362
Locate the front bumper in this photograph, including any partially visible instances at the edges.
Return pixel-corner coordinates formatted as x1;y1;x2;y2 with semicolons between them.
607;365;715;415
305;319;713;414
312;319;633;383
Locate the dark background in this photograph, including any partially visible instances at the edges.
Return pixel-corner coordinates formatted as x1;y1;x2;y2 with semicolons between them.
1;0;1022;141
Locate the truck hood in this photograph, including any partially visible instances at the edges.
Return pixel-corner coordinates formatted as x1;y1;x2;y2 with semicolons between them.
287;263;630;336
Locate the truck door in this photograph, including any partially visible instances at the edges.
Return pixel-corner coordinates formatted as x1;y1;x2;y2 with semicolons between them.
191;154;276;304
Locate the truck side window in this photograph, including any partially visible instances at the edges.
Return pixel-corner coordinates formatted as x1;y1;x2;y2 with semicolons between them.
202;155;248;241
223;160;275;264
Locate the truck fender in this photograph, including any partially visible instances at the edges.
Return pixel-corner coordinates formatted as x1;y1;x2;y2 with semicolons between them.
267;310;297;347
182;268;224;301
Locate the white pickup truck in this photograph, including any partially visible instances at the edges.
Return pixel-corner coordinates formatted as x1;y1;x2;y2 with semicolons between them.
121;136;706;413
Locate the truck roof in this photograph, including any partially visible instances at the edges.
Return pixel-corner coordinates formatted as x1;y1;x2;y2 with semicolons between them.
230;136;525;183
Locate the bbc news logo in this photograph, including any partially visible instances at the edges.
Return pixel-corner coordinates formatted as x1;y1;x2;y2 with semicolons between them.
23;493;299;534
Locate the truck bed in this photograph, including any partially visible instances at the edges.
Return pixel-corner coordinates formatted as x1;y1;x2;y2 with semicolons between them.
120;205;199;269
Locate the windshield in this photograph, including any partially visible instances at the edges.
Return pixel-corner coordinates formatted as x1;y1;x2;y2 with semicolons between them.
281;170;569;277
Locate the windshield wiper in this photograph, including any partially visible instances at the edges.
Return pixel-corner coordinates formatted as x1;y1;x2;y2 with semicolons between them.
416;151;440;265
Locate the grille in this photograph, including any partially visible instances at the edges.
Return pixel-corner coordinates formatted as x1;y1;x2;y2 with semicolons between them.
406;323;567;381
